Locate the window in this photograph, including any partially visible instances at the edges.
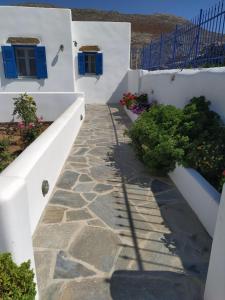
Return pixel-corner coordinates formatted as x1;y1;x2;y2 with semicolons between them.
15;46;37;77
78;52;103;76
85;53;96;74
1;45;48;79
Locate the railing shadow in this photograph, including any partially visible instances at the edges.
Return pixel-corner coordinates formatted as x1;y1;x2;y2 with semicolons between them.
105;104;212;300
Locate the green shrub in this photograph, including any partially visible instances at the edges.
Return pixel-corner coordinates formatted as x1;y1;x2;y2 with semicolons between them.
128;104;187;173
128;96;225;192
13;93;37;126
0;139;14;173
0;253;36;300
179;96;225;191
13;93;44;146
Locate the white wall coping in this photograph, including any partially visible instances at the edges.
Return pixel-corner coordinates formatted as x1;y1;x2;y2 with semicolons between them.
0;93;85;274
124;106;139;122
140;67;225;75
204;185;225;300
169;165;220;237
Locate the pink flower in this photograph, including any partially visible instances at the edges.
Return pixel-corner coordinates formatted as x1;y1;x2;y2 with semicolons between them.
38;116;43;122
28;123;35;129
18;122;25;129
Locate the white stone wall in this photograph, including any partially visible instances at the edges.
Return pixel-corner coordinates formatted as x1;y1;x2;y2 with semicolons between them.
0;96;85;272
205;185;225;300
73;21;131;104
0;92;81;122
128;67;225;121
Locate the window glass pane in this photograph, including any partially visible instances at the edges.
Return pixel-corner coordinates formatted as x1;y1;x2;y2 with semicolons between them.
85;54;89;73
90;55;96;73
17;59;27;76
15;46;37;77
16;48;25;58
28;49;35;58
29;59;36;76
84;53;96;74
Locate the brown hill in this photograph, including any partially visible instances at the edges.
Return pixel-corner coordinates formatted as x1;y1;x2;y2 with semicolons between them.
15;3;188;48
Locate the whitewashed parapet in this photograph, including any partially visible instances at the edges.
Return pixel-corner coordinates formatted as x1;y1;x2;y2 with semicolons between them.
204;185;225;300
169;166;220;237
1;94;85;234
124;106;139;122
0;177;33;266
128;67;225;121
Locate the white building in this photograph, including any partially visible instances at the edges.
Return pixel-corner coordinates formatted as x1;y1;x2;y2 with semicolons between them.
0;5;225;300
0;6;130;121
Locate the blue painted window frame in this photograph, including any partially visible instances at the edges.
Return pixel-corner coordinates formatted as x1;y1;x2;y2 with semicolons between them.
13;45;37;78
1;44;48;79
78;51;103;76
84;51;97;75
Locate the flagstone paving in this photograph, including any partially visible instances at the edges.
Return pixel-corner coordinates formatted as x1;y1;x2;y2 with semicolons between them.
33;104;212;300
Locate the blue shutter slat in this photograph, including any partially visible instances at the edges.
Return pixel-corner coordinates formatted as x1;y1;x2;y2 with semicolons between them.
1;46;17;79
96;53;103;75
35;46;48;79
78;52;85;75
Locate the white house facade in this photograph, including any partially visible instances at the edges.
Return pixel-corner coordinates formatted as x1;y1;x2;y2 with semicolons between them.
0;6;131;121
1;5;225;300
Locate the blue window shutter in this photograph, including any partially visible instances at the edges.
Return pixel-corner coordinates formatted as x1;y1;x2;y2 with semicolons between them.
35;46;48;79
78;52;85;75
1;46;17;78
96;53;103;75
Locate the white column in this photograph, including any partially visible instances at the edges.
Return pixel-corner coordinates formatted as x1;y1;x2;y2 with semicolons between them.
204;185;225;300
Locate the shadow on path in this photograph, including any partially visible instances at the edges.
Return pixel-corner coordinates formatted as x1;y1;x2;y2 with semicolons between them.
106;104;212;300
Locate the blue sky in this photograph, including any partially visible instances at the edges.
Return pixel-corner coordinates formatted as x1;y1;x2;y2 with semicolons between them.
0;0;220;19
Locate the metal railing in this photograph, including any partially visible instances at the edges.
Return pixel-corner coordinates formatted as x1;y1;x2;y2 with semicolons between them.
132;1;225;70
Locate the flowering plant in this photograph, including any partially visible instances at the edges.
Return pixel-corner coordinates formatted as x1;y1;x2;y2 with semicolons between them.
13;93;45;146
120;92;156;115
13;93;37;126
18;117;44;146
120;93;137;109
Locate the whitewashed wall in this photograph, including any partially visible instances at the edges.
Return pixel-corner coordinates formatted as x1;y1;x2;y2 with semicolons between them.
0;96;85;270
73;21;131;104
0;6;75;92
205;184;225;300
169;166;220;237
0;92;81;121
128;68;225;120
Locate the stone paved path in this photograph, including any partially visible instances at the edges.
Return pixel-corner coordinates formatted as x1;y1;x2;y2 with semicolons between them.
33;105;212;300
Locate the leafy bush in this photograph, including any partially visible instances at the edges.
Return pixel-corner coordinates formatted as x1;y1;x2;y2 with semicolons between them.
179;96;225;191
128;96;225;192
0;253;36;300
128;104;187;173
13;93;37;126
0;138;14;172
18;118;44;146
13;93;44;146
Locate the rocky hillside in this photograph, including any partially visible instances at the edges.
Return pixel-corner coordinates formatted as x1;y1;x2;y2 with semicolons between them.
15;2;188;48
